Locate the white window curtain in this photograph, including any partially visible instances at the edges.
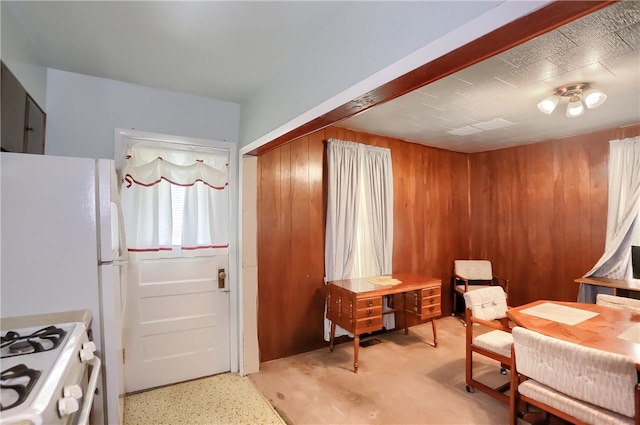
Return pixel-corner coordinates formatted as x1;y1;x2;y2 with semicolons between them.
578;136;640;302
121;144;230;259
324;139;394;340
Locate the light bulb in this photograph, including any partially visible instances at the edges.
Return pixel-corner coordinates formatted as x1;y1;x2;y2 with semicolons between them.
583;88;607;109
566;97;585;117
537;95;559;114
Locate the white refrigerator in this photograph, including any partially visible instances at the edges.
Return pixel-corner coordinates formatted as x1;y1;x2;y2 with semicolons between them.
1;152;128;425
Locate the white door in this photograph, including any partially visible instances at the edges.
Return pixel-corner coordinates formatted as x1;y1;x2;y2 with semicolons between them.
123;255;230;392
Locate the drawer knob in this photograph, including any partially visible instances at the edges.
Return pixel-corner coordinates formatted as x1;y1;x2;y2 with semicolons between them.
429;298;434;304
429;306;435;312
366;309;374;316
366;319;374;326
429;289;435;295
366;299;374;307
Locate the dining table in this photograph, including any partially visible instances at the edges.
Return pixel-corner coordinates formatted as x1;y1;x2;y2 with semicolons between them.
507;300;640;370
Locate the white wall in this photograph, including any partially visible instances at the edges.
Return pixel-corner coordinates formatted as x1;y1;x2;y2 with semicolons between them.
240;155;259;375
45;69;240;159
1;2;48;108
239;0;551;150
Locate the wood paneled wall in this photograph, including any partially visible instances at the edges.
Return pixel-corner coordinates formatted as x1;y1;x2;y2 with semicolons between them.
258;123;640;362
257;126;469;362
469;124;640;306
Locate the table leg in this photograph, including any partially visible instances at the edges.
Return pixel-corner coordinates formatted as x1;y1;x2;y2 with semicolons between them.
329;321;336;353
403;293;409;335
353;334;360;373
431;319;438;347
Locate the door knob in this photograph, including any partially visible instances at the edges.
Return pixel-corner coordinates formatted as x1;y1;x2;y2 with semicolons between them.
218;269;226;288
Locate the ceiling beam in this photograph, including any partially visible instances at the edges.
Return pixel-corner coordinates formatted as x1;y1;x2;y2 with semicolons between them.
248;0;615;156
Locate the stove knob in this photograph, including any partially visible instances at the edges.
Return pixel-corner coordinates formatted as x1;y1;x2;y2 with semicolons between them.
80;347;95;362
80;341;97;362
58;396;80;416
63;384;83;399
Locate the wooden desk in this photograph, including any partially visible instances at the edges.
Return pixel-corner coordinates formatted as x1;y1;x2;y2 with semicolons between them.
326;273;441;373
574;276;640;295
507;300;640;369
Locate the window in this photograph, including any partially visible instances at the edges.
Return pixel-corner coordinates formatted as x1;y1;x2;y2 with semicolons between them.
120;141;230;259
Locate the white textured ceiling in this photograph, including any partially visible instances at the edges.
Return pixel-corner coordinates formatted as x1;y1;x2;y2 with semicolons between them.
6;1;640;153
339;1;640;152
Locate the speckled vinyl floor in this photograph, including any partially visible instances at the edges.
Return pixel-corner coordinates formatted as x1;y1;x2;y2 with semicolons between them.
124;372;286;425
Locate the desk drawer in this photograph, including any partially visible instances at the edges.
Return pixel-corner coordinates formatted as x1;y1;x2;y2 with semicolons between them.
355;316;383;333
420;303;441;319
406;287;441;318
356;306;382;320
357;297;382;309
423;286;440;298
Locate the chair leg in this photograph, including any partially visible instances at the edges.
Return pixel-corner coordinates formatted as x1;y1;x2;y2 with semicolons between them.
451;288;467;327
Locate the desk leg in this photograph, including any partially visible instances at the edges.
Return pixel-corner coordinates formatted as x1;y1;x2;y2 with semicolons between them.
329;321;336;353
403;293;409;335
353;334;360;373
431;319;438;347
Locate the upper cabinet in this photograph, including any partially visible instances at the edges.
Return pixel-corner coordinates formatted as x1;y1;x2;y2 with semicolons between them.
1;61;46;154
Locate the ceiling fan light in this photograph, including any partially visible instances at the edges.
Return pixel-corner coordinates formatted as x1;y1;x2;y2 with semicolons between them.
566;98;585;117
583;89;607;109
537;95;559;114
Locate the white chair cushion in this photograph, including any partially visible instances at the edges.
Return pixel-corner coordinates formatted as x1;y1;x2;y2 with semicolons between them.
454;260;493;280
519;380;633;425
473;329;513;358
513;327;637;418
463;286;508;321
596;294;640;313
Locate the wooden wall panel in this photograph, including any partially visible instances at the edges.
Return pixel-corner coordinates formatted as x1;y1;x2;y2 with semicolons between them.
258;126;470;361
469;125;640;306
258;123;639;362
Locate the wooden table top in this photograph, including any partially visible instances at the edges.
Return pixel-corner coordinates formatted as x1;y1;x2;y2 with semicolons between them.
574;276;640;291
327;273;441;297
507;300;640;369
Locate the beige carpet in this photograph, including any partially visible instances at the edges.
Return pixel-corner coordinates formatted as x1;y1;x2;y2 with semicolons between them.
124;373;285;425
249;316;517;425
123;317;519;425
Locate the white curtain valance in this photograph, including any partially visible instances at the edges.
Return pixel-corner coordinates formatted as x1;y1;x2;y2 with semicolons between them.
123;146;228;189
121;144;230;259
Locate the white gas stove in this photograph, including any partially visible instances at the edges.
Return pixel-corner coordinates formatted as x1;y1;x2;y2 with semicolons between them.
0;322;101;425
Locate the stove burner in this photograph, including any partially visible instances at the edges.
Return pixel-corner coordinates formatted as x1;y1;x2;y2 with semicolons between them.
0;364;41;411
9;341;35;355
1;326;67;358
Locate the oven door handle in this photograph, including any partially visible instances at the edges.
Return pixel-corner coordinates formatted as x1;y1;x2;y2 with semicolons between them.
77;355;102;425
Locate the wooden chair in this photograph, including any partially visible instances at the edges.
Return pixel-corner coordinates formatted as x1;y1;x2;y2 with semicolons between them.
510;326;640;425
452;260;508;324
463;286;513;404
596;293;640;313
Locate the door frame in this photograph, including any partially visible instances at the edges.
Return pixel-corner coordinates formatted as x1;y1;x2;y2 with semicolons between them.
114;127;239;374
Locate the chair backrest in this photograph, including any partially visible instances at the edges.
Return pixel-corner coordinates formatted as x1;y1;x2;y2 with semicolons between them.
463;286;507;321
596;294;640;313
454;260;493;280
512;326;637;418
